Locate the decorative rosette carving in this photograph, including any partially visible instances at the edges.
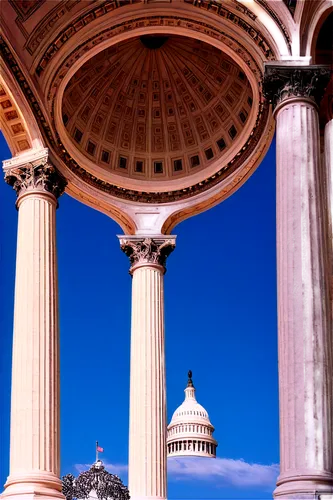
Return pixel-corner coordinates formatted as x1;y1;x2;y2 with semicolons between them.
263;65;331;109
120;237;175;272
5;160;67;199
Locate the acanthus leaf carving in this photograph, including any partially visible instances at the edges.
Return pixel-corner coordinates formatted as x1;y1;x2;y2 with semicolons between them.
120;237;175;272
263;65;331;109
5;158;67;200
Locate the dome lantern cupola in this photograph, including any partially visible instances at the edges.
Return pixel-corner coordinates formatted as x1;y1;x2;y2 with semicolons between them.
167;371;217;458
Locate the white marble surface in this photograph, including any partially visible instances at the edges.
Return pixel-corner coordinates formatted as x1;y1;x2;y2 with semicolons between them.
274;98;333;498
128;263;167;500
2;187;63;500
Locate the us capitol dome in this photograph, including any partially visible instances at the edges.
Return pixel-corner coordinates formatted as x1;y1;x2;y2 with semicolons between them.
167;371;217;458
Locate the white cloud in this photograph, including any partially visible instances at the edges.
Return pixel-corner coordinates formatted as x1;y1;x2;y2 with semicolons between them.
168;457;279;489
75;458;279;490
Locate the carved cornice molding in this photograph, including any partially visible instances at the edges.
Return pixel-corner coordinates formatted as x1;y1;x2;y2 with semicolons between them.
255;0;291;51
119;236;176;273
4;151;67;200
263;65;331;110
0;32;271;204
35;1;274;78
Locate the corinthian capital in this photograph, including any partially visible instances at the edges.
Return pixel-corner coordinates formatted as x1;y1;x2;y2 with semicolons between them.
4;148;67;200
119;236;176;273
263;65;331;109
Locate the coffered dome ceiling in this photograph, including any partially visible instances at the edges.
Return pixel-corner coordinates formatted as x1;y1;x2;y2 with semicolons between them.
62;35;254;189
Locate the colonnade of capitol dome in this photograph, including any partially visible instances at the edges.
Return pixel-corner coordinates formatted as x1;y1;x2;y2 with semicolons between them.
0;1;332;500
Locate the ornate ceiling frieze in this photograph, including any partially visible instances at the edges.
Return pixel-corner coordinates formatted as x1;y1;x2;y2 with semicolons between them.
0;83;31;154
255;0;291;52
0;32;271;203
186;0;290;53
25;0;81;55
36;2;275;78
9;0;46;23
47;14;270;105
62;36;254;181
232;0;257;21
8;0;46;40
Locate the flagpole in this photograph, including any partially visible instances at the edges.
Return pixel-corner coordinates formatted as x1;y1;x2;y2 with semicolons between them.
96;441;98;462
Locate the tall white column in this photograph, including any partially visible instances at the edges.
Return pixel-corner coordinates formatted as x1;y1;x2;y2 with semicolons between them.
119;237;176;500
324;119;333;215
2;150;66;500
264;66;333;499
325;117;333;299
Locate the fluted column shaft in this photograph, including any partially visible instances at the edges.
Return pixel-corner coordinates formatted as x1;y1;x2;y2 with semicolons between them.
11;191;60;471
275;98;333;498
324;118;333;217
2;151;66;500
263;65;333;498
130;264;166;499
325;118;333;297
120;237;175;500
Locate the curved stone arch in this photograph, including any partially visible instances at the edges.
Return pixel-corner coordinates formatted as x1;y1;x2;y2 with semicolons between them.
309;5;333;62
49;18;274;217
253;0;294;55
39;1;284;98
1;8;276;235
0;38;136;234
290;0;310;28
161;114;274;234
168;1;292;58
48;16;273;231
0;0;291;81
57;34;258;193
26;0;117;73
301;0;332;57
0;64;44;156
48;161;137;234
52;28;262;187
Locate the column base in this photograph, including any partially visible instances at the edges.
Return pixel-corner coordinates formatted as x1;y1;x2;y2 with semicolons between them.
274;472;333;499
1;472;65;500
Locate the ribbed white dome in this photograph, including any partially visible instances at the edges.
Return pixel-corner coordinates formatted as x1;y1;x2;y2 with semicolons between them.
167;371;217;458
171;394;210;424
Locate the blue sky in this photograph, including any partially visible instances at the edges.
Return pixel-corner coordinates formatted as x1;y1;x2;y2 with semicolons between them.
0;131;279;499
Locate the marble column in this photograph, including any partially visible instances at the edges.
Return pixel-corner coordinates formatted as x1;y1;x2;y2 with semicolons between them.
2;150;66;500
325;118;333;216
325;116;333;299
264;66;333;499
321;90;333;401
119;236;176;500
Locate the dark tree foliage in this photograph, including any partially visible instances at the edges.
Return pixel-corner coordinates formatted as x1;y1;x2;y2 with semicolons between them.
62;461;130;500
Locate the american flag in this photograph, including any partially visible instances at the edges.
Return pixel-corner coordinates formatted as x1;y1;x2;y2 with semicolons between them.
97;445;104;453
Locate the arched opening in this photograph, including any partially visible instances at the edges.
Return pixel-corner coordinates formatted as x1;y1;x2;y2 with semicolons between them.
313;10;333;65
0;81;32;156
0;70;44;157
314;11;333;130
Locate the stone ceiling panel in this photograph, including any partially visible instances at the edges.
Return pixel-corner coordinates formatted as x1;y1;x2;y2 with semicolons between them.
62;35;253;185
